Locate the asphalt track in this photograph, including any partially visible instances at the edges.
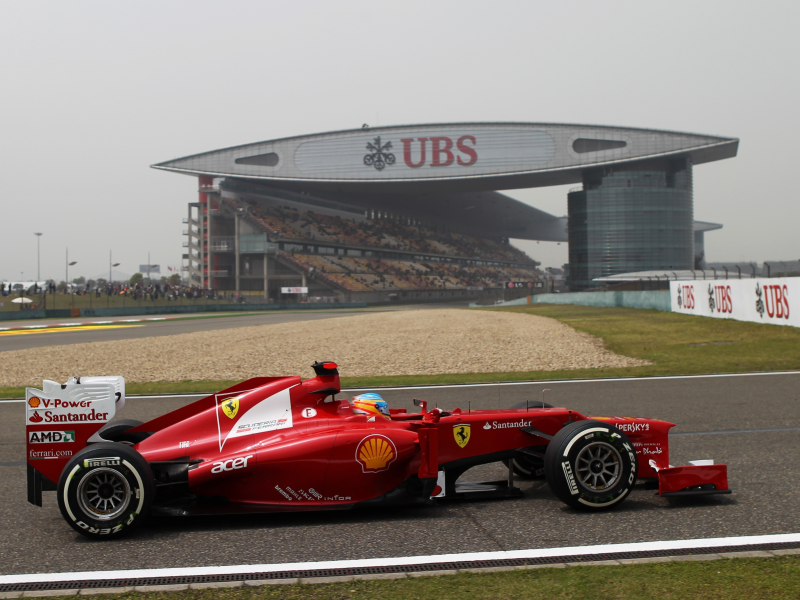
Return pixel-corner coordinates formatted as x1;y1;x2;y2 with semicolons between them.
1;372;798;577
0;303;466;352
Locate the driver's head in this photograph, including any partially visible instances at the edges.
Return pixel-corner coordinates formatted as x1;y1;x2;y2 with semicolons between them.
351;393;391;420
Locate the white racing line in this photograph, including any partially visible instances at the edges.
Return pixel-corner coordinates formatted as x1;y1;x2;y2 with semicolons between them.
1;370;799;404
1;533;798;585
0;317;172;331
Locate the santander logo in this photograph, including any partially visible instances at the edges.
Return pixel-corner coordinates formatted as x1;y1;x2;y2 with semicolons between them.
399;136;477;168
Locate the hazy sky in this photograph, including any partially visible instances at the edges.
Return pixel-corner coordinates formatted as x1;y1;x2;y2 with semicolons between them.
2;0;797;282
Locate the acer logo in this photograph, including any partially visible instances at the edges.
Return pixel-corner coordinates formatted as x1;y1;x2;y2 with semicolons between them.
211;454;253;474
400;136;477;168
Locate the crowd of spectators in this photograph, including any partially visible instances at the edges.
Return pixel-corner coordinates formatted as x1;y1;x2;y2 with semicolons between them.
283;254;543;293
99;282;224;301
223;197;535;264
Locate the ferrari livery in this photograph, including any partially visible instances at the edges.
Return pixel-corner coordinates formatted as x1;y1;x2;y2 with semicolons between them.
25;362;731;539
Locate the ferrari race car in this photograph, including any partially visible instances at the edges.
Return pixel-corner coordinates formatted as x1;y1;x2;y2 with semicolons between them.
25;362;731;539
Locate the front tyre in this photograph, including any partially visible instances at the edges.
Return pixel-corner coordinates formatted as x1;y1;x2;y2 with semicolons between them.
57;442;154;539
545;420;637;511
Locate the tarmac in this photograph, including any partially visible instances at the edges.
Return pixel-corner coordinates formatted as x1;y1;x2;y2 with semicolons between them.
1;371;798;576
0;303;464;352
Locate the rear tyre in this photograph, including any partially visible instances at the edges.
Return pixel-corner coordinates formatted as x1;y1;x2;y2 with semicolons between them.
57;442;154;539
544;420;637;511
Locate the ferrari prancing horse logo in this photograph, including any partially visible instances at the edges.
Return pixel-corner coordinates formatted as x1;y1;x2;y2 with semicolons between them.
221;397;240;420
454;424;471;448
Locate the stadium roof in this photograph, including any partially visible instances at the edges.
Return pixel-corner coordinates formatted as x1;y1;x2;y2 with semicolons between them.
152;122;737;242
594;269;748;282
152;121;738;194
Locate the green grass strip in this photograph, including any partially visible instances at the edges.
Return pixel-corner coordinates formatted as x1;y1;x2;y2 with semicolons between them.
24;556;800;600
3;305;798;399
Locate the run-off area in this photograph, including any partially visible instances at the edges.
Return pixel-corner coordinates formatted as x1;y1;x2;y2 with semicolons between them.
0;372;798;576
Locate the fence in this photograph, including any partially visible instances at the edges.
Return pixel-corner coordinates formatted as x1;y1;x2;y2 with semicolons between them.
474;291;670;311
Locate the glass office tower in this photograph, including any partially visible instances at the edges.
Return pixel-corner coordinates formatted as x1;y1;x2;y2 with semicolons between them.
567;158;694;290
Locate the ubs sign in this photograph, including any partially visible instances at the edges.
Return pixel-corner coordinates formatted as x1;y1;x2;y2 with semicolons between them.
671;277;797;328
362;135;478;171
293;127;555;179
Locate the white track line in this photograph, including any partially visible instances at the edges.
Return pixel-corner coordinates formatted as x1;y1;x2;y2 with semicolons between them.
0;317;177;332
342;370;800;392
1;370;798;404
1;532;797;585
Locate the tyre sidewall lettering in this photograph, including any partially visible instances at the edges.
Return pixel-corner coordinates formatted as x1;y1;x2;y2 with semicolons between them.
572;430;633;506
545;421;637;511
57;442;153;539
65;462;141;534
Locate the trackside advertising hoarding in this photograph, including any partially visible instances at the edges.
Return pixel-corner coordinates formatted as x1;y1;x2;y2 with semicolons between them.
670;277;798;328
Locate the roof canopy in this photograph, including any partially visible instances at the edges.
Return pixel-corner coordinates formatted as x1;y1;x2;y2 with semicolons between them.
153;122;737;242
153;122;738;194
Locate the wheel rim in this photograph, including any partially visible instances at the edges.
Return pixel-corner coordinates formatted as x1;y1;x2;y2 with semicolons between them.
77;467;131;521
575;442;621;491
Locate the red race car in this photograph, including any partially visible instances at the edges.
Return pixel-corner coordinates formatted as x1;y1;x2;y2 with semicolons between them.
25;362;731;539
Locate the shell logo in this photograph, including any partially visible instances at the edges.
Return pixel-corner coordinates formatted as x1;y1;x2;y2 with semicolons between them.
28;396;41;408
355;434;397;473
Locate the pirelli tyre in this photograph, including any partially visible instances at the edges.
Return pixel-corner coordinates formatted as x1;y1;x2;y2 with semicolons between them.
544;420;637;511
57;442;154;539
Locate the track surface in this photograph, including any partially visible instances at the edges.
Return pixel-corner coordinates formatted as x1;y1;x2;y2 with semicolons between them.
0;303;465;352
1;372;798;576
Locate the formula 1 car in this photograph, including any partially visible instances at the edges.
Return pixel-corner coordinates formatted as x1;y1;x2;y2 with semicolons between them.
25;362;731;539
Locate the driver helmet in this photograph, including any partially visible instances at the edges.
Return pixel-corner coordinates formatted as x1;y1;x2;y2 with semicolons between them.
351;393;391;420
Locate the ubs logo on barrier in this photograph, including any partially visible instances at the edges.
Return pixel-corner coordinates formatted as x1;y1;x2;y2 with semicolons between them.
756;283;789;319
677;285;694;309
709;285;733;314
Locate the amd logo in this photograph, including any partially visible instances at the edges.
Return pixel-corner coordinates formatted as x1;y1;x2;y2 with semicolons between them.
400;136;477;168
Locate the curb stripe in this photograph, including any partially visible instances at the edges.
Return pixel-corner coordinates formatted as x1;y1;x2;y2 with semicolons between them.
1;533;798;585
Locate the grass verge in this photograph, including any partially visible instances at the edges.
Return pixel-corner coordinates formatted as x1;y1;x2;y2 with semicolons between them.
3;304;799;399
25;556;800;600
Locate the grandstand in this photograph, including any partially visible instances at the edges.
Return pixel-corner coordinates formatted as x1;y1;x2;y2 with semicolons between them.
183;182;544;303
156;121;738;295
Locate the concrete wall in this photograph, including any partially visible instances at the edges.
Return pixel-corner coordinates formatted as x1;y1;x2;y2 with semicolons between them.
0;302;368;322
472;291;671;311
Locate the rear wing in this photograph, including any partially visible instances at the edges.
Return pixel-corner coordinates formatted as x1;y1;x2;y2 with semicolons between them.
26;376;125;506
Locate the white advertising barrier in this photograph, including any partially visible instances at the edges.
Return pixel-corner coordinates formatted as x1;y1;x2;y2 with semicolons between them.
670;277;798;328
